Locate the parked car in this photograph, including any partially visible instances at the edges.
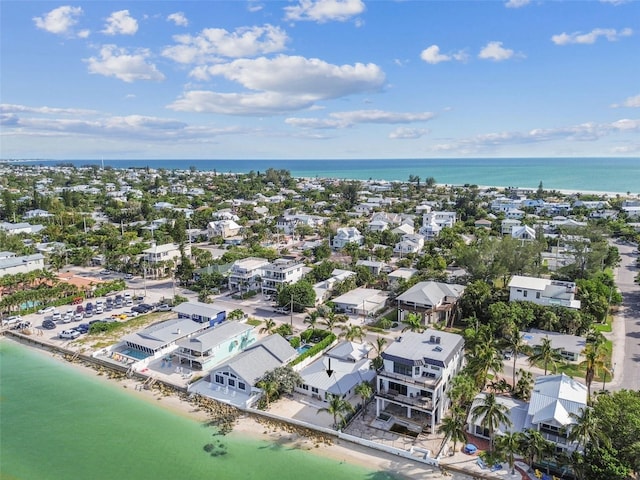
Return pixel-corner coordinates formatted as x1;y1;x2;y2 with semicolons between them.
76;304;84;314
13;320;32;330
51;311;62;322
156;304;172;312
59;329;81;340
38;306;55;315
75;323;90;334
2;315;22;327
126;310;139;318
62;310;74;323
42;319;56;330
124;273;134;280
73;312;84;321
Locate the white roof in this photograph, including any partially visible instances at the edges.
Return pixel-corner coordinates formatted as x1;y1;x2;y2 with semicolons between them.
527;374;587;427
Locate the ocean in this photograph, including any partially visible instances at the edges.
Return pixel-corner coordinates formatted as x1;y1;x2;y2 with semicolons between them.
8;157;640;194
0;340;396;480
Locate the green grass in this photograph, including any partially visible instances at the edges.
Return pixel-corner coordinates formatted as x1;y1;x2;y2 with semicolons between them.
246;318;262;327
533;340;613;383
594;316;612;333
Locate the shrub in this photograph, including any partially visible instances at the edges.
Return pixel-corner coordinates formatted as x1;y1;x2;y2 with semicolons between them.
289;336;301;348
290;333;336;366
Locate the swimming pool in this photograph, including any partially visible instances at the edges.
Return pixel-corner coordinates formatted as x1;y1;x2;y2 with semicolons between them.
122;349;150;360
296;344;313;355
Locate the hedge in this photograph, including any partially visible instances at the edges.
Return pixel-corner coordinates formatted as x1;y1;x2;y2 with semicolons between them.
290;333;336;366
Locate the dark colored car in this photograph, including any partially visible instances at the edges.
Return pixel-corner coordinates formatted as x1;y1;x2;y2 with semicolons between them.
76;304;84;314
139;303;154;312
131;305;148;314
42;319;56;330
75;323;90;334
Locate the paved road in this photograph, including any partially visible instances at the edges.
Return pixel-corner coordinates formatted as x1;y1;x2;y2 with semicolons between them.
607;240;640;391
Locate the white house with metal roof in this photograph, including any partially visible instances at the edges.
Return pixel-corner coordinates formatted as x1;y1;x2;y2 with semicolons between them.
295;341;375;402
332;287;388;317
173;301;227;326
0;252;45;276
467;374;587;454
376;329;465;433
121;318;209;358
331;227;364;250
199;334;297;408
523;329;587;362
396;281;465;325
508;275;581;309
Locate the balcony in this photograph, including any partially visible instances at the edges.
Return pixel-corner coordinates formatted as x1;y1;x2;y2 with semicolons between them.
377;389;434;411
378;369;442;389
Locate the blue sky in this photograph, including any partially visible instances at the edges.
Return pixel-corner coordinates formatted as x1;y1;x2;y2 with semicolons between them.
1;0;639;160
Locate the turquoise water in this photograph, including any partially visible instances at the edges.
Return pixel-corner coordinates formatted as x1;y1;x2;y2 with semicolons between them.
10;157;640;193
0;340;396;480
296;344;313;355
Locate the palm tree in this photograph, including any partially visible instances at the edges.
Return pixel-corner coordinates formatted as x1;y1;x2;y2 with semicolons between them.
466;341;504;389
354;381;373;418
449;373;479;414
565;406;610;452
513;369;534;401
520;429;552;470
318;394;355;430
500;331;532;390
580;342;608;403
437;408;467;456
494;431;522;475
401;312;424;333
259;318;276;335
256;379;279;406
527;337;564;375
303;310;320;330
321;311;344;333
340;324;365;342
470;392;512;452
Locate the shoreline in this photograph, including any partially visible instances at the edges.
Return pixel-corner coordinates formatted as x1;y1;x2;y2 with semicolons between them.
1;336;466;480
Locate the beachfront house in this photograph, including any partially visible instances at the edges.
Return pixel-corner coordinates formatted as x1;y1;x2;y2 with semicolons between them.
467;374;587;455
295;341;375;402
396;281;465;326
375;329;465;433
508;275;581;309
201;335;297;407
173;321;256;370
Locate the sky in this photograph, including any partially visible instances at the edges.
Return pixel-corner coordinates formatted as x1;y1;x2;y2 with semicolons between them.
1;0;639;160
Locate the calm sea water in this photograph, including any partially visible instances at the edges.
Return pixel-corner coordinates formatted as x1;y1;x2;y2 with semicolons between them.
9;157;640;194
0;340;396;480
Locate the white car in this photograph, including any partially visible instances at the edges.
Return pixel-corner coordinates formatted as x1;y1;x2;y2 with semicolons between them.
51;311;62;322
38;306;55;315
2;315;22;327
74;312;84;321
59;329;81;340
62;311;74;323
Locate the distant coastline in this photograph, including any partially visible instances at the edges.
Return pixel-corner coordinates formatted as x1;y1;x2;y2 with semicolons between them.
3;157;639;195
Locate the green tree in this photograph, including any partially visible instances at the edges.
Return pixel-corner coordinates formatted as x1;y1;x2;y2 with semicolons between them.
318;393;355;430
277;280;316;313
401;312;424;333
260;366;302;396
259;318;277;334
520;429;553;470
340;324;365;342
470;393;512;452
494;431;522;475
437;408;467;456
527;336;564;375
354;381;373;418
256;379;279;407
565;406;610;452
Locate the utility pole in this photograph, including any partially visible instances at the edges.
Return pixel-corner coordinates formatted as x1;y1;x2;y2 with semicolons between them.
290;291;294;327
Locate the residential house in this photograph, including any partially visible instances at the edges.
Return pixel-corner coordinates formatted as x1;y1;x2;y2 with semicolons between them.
387;268;418;287
376;329;465;432
261;257;306;297
207;219;242;239
419;211;456;240
508;275;581;309
201;334;297;407
511;225;536;240
523;329;587;362
143;242;188;266
24;209;53;219
173;301;227;326
312;269;356;304
0;252;45;276
332;227;364;250
467;374;587;454
0;222;45;235
228;257;270;294
501;219;522;235
474;219;493;230
396;281;465;325
355;259;386;276
394;233;424;255
295;341;375;402
174;321;256;370
332;287;388;317
120;318;209;359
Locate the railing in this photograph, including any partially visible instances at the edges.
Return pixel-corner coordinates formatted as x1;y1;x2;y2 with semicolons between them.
377;389;434;411
378;369;441;389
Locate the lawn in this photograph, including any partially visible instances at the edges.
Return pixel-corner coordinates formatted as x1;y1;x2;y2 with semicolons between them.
533;340;614;384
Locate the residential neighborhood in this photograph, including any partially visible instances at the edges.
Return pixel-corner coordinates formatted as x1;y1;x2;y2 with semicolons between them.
1;163;640;480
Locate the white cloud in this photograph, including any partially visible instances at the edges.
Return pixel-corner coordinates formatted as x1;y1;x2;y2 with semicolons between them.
85;45;165;83
171;55;385;115
284;0;365;23
600;0;631;5
286;110;434;129
167;12;188;27
389;128;429;139
420;45;468;64
478;41;518;61
248;2;264;13
102;10;138;36
505;0;531;8
0;104;99;115
551;27;633;45
612;94;640;108
162;24;289;64
33;5;83;36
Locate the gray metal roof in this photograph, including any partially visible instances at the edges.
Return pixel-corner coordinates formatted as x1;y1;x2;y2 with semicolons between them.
175;321;252;353
299;356;375;396
396;281;465;307
527;374;587;427
214;335;297;386
173;301;225;319
327;341;372;362
524;329;586;355
122;318;205;351
0;253;45;269
381;329;464;368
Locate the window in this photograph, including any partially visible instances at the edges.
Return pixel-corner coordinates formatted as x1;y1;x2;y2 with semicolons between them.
393;362;412;376
523;290;528;298
301;384;309;391
238;382;246;391
228;379;235;387
311;387;319;393
536;292;541;299
215;374;224;384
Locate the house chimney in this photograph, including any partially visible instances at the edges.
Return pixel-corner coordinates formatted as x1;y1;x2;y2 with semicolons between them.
430;335;436;343
435;336;441;344
176;328;181;335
